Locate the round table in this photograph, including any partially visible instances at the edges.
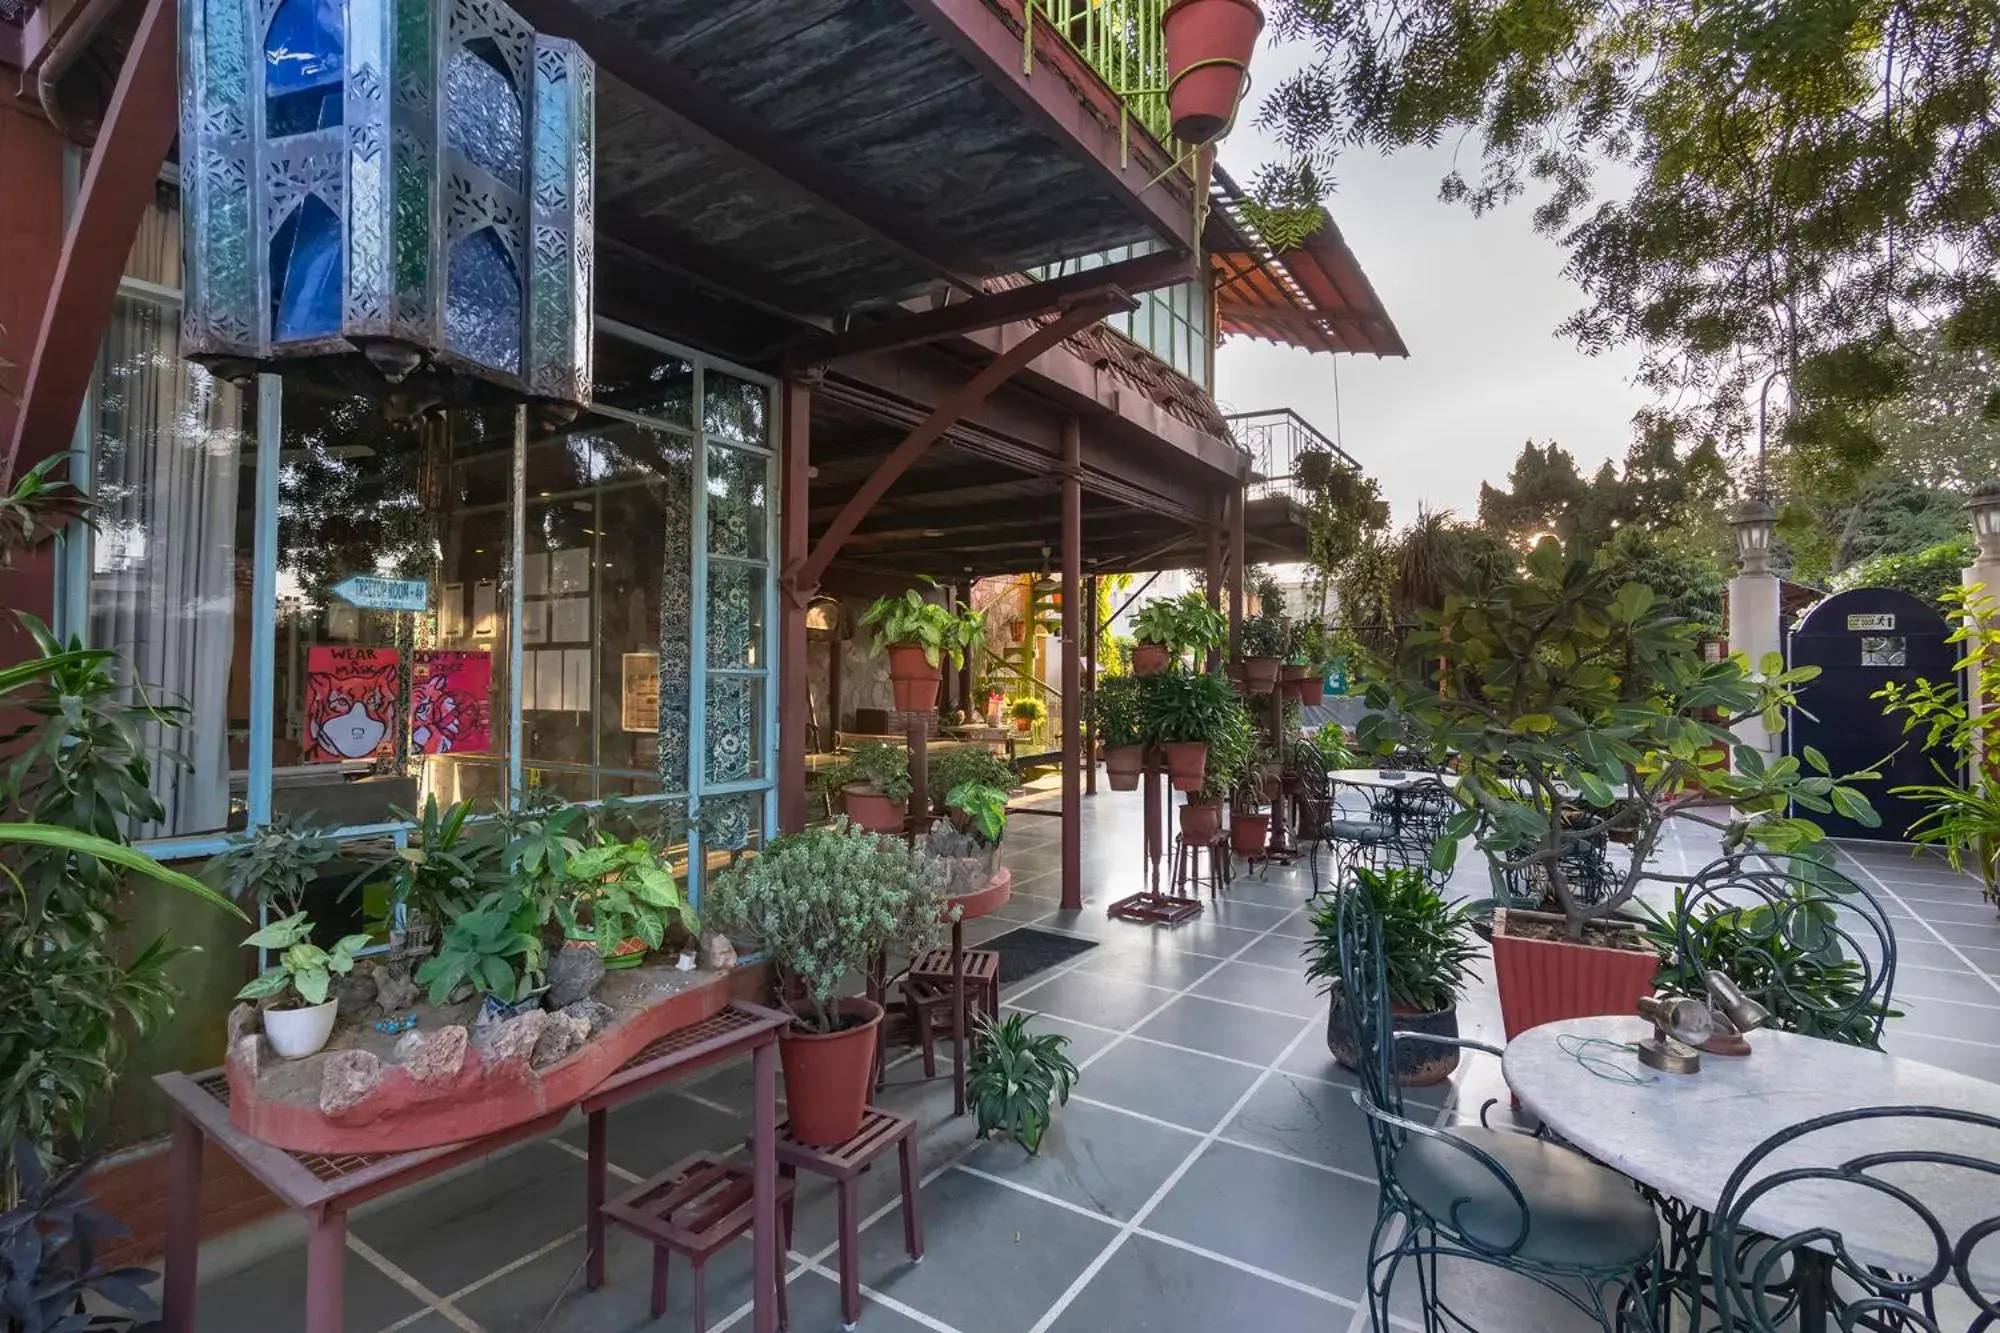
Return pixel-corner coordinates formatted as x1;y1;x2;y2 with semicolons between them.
1504;1016;2000;1286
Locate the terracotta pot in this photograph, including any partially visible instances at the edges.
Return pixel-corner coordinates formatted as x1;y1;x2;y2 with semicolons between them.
1162;0;1263;144
1297;676;1325;706
1104;744;1144;791
1179;800;1221;843
779;997;884;1147
1489;908;1661;1041
1132;643;1170;677
842;783;908;835
1161;740;1208;791
1230;811;1269;857
886;644;941;712
1238;656;1280;693
1326;988;1461;1087
1013;717;1033;733
1008;622;1025;644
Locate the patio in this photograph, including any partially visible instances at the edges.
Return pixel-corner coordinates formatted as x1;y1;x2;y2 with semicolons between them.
183;788;2000;1333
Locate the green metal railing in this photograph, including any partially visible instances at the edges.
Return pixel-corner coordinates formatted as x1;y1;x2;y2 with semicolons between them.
1024;0;1173;154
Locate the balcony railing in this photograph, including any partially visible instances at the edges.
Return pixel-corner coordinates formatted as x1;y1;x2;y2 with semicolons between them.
1025;0;1172;153
1225;408;1360;502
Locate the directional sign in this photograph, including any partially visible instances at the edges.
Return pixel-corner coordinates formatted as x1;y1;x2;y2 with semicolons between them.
331;575;430;613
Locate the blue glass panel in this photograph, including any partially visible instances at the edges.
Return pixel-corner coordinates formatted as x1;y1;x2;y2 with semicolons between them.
269;193;343;341
445;225;521;372
264;0;344;136
446;41;523;182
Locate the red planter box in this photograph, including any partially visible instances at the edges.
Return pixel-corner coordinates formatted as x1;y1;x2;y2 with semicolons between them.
1490;909;1660;1041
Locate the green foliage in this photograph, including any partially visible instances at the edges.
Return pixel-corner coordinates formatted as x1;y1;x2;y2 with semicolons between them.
353;795;497;926
1830;533;1975;609
1257;0;2000;454
1590;527;1727;633
1297;458;1389;604
1091;674;1145;749
1304;867;1480;1014
2;1140;160;1330
555;837;696;956
414;890;541;1006
236;913;372;1009
705;822;951;1033
1308;725;1358;770
1130;592;1227;663
945;783;1010;846
1140;670;1240;748
859;580;984;670
1193;689;1258;806
1008;696;1048;724
929;747;1016;800
844;740;914;805
1239;611;1291;659
0;453;88;568
208;813;337;918
1363;546;1879;936
966;1013;1077;1155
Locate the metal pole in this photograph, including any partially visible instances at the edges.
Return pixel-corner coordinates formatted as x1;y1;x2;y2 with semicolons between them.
778;377;812;832
1084;572;1097;797
1228;484;1245;658
1205;519;1223;673
1060;417;1083;910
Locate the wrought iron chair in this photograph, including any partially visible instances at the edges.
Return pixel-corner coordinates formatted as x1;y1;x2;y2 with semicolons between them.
1294;743;1397;896
1379;777;1457;888
1670;853;1899;1048
1334;886;1663;1333
1711;1105;2000;1333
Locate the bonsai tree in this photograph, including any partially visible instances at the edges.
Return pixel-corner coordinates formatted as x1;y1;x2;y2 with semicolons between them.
236;913;373;1009
1361;545;1880;941
705;821;952;1033
859;578;985;670
967;1013;1078;1155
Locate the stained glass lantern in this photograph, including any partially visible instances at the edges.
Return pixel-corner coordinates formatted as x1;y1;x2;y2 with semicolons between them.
178;0;594;409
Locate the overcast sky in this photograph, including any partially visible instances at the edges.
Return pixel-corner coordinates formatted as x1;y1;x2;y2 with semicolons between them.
1211;38;1653;528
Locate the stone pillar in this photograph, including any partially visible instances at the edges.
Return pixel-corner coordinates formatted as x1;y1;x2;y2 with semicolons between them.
1727;497;1782;763
1960;481;2000;769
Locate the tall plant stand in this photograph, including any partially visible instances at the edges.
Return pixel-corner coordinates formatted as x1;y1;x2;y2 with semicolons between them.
1262;687;1297;862
1109;753;1203;924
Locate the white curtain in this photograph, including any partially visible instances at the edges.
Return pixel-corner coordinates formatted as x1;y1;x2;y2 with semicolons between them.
88;294;246;837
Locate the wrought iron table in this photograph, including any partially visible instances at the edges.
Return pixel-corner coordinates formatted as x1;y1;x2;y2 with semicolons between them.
1504;1016;2000;1327
156;1002;791;1333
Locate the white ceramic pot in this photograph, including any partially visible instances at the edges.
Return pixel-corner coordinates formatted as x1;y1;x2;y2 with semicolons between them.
264;998;339;1059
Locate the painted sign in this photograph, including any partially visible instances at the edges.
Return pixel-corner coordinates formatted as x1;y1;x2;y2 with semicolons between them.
411;650;493;755
332;575;430;613
622;653;660;732
1847;613;1896;632
303;646;400;763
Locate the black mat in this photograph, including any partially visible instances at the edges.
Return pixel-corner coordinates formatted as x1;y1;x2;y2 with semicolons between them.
982;926;1099;985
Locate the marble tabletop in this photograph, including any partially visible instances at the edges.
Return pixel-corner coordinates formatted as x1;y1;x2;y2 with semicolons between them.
1325;768;1458;790
1505;1016;2000;1280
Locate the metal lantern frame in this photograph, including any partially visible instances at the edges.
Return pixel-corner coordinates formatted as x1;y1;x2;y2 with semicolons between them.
179;0;594;406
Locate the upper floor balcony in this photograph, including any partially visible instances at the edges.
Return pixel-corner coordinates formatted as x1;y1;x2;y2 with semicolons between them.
1228;407;1360;501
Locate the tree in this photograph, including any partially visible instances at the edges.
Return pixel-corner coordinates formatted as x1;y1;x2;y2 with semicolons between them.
1258;0;2000;457
1829;533;1975;609
1477;442;1589;547
1477;430;1731;552
1590;527;1726;632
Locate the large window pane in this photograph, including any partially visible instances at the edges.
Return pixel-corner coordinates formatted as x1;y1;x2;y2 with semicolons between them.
706;443;768;560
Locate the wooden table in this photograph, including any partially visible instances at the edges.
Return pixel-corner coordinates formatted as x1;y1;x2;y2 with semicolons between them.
156;1003;791;1333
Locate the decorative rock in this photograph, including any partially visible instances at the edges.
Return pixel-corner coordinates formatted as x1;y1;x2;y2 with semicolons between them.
373;963;420;1014
231;1032;263;1081
475;1010;548;1067
394;1025;467;1083
561;999;613;1039
318;1049;382;1115
227;1002;260;1048
332;969;378;1021
546;943;605;1008
697;932;738;971
530;1013;590;1070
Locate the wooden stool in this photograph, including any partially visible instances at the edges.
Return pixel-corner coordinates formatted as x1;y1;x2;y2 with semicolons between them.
769;1108;921;1329
903;947;999;1078
600;1152;796;1332
1173;833;1232;897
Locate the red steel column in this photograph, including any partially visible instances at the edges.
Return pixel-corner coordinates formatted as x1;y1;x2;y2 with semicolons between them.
1060;418;1083;910
1227;484;1245;657
1083;572;1097;797
1205;520;1223;672
778;376;812;833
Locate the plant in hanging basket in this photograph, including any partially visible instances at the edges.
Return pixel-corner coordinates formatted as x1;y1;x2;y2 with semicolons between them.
860;577;986;711
1162;0;1264;144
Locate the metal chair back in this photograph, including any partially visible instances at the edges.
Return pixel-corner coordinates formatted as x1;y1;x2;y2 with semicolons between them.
1333;882;1414;1175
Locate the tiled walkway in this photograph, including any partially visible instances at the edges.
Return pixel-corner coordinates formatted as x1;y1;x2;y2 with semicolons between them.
187;787;2000;1332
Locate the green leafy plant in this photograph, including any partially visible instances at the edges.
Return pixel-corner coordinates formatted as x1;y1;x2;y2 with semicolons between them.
351;795;498;928
1366;545;1881;939
2;1138;158;1333
235;913;372;1009
1140;670;1239;748
1091;674;1145;748
929;747;1016;799
1240;611;1291;660
1008;696;1047;725
414;890;542;1005
1304;867;1480;1014
843;740;914;805
945;783;1009;845
1130;592;1227;663
555;837;696;957
859;579;985;669
1308;725;1358;770
208;813;336;918
1192;690;1257;806
705;822;951;1033
966;1012;1077;1155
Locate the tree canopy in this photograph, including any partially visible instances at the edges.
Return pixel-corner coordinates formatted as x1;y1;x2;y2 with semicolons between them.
1475;429;1730;551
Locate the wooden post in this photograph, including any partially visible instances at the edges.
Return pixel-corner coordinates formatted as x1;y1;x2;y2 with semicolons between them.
1227;485;1245;658
1205;521;1223;673
778;377;812;833
958;580;977;719
1084;573;1098;797
1060;418;1083;910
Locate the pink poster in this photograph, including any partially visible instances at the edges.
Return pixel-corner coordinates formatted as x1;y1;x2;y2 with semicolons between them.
303;646;400;763
411;649;493;755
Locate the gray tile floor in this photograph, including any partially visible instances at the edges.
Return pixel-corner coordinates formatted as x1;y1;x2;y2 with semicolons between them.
187;786;2000;1332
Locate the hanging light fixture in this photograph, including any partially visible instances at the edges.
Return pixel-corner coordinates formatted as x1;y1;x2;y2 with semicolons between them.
178;0;594;411
1730;496;1776;575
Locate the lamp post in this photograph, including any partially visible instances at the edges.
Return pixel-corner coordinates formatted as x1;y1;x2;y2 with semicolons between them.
1731;496;1777;576
1961;481;2000;753
1726;492;1781;760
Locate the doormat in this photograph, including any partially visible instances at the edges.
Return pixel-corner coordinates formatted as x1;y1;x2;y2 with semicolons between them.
981;927;1098;986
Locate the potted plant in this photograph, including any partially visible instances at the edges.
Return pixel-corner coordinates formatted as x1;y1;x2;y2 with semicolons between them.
1185;686;1252;844
967;1013;1078;1155
1365;545;1879;1039
556;836;696;970
945;782;1009;847
1304;866;1480;1086
1008;696;1047;734
1288;618;1329;706
209;813;336;918
236;912;374;1058
1161;0;1263;144
1230;776;1270;857
859;579;985;712
1238;610;1289;694
1141;669;1236;791
706;822;951;1146
413;889;544;1009
1130;592;1226;676
838;740;913;834
1093;674;1146;790
1;1141;160;1333
350;795;498;954
929;747;1017;814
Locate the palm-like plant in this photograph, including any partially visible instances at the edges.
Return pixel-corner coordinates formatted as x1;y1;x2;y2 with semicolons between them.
967;1012;1077;1155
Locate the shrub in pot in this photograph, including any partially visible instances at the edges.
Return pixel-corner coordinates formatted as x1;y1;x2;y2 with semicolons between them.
968;1012;1078;1155
1361;544;1879;1038
1008;696;1047;734
929;747;1017;814
706;821;951;1146
237;912;374;1058
1131;592;1226;676
555;836;696;973
1141;669;1241;792
859;579;985;711
1229;778;1270;857
1092;675;1146;790
1304;866;1479;1086
839;740;913;834
1237;611;1289;693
